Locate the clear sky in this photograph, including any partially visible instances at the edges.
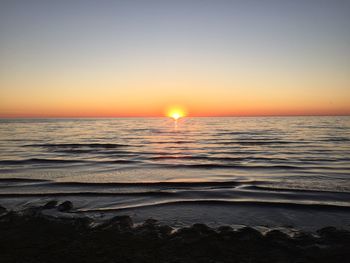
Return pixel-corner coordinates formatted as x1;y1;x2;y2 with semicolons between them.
1;0;349;117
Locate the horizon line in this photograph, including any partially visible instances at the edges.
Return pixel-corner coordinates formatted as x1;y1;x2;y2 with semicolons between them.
0;114;349;119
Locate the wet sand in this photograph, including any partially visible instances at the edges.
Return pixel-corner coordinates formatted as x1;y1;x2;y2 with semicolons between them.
0;202;349;263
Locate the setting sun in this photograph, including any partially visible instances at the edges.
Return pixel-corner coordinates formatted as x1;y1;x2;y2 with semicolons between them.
167;108;186;120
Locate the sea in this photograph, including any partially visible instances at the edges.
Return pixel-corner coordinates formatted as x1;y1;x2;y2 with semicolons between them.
0;117;349;230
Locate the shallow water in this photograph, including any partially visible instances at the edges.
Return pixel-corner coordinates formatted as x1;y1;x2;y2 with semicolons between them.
0;117;349;228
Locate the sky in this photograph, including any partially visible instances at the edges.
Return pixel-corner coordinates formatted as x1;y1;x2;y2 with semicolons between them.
0;0;349;117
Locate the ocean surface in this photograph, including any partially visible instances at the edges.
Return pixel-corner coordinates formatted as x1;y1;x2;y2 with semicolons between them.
0;117;350;229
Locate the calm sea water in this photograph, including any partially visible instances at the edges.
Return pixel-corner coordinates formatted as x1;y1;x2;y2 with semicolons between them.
0;117;350;228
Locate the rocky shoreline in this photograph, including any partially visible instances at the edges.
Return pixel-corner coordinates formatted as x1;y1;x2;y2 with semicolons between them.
0;201;349;263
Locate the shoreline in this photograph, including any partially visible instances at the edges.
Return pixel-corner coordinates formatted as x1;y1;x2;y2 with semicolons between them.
1;202;349;263
1;196;350;232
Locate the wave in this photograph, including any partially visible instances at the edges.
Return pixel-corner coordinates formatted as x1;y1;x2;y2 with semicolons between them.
148;156;291;162
22;140;317;149
2;157;349;171
0;178;266;189
0;158;139;165
163;163;312;170
150;140;195;144
0;158;85;165
217;130;277;136
0;191;173;197
208;140;302;145
2;185;349;201
55;149;137;155
76;199;350;213
0;157;350;175
24;143;130;148
149;156;246;161
244;185;350;195
0;178;49;183
42;180;255;188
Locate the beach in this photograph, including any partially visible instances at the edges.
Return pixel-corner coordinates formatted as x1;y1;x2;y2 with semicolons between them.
1;202;350;263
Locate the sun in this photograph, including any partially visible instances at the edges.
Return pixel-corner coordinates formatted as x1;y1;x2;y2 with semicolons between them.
167;108;186;120
171;112;181;120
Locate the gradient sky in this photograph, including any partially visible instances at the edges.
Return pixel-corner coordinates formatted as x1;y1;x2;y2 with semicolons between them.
1;0;349;117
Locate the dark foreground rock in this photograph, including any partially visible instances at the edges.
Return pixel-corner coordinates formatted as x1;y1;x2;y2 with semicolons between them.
0;205;6;215
57;200;73;212
0;208;349;263
43;200;58;209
